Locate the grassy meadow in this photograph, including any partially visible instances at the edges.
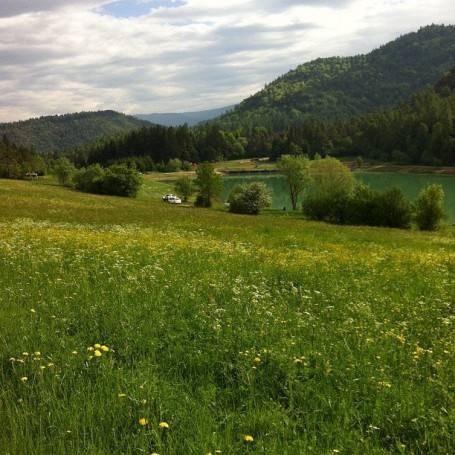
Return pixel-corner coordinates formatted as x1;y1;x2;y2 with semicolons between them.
0;176;454;454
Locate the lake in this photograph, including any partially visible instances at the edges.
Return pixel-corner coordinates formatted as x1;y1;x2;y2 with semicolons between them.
222;172;455;223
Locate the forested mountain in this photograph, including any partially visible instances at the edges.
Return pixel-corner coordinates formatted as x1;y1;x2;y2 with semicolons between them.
332;66;455;165
218;24;455;131
0;111;151;154
135;105;235;126
76;66;455;167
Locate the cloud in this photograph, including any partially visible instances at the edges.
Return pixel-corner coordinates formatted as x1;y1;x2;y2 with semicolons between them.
0;0;454;122
0;1;110;18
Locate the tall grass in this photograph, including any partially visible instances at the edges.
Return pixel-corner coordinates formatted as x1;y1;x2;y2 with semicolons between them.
0;178;454;454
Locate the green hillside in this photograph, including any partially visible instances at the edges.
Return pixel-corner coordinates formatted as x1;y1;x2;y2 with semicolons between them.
0;177;454;453
220;24;455;130
0;110;151;154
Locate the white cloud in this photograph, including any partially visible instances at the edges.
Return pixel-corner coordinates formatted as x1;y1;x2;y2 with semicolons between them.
0;0;454;122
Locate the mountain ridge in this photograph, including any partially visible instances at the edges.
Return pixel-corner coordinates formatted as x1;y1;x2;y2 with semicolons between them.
0;110;151;154
218;24;455;130
134;105;235;126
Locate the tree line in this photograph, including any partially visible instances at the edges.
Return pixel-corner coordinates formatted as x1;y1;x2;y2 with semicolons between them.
71;68;454;169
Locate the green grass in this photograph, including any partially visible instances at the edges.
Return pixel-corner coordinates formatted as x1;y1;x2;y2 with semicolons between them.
0;177;454;454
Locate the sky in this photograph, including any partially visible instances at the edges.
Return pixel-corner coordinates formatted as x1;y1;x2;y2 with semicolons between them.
0;0;454;122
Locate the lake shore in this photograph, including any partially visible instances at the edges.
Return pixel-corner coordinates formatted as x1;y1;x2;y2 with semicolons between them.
213;158;455;175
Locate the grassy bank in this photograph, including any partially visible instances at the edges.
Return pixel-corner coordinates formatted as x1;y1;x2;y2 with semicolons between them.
0;178;454;454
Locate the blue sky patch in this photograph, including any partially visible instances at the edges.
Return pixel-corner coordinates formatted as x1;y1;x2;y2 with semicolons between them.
101;1;185;18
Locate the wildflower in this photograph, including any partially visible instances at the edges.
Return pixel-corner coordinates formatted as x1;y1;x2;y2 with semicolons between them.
293;358;303;363
396;335;405;344
30;309;36;314
94;344;101;349
21;377;28;382
139;418;148;426
87;347;94;352
94;350;102;357
118;393;127;398
253;357;261;363
101;345;109;352
34;351;41;356
377;381;391;388
244;435;254;443
22;352;29;356
72;351;78;356
47;363;54;367
159;421;169;428
40;366;46;370
88;355;94;361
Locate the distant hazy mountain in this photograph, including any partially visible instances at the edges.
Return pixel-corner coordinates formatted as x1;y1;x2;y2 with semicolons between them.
219;24;455;130
135;105;235;126
0;110;151;154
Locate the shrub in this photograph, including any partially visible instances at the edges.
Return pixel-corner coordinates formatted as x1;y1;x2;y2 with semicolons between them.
303;183;411;229
412;184;446;230
74;164;142;197
376;187;411;229
101;164;142;197
74;164;104;194
228;182;272;215
302;192;351;223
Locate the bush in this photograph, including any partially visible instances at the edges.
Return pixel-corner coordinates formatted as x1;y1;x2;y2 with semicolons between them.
228;182;272;215
302;192;351;223
102;164;142;197
412;184;446;230
73;164;142;197
303;183;411;229
194;194;212;207
376;187;411;229
74;164;104;194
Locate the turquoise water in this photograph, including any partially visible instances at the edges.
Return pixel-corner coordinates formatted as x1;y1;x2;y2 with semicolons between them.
222;172;455;222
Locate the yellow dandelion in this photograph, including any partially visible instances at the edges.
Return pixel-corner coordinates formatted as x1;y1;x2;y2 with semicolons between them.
293;358;303;363
159;421;169;428
34;351;41;356
22;352;29;356
94;350;102;357
94;344;101;349
253;357;261;363
47;363;54;367
30;309;36;314
101;345;109;352
118;393;127;398
72;351;78;356
40;366;46;370
21;377;28;382
87;347;94;352
139;418;148;426
151;453;159;455
88;355;94;361
244;435;254;443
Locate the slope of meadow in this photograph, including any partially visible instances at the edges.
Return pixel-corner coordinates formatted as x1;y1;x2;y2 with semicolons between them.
0;178;454;454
